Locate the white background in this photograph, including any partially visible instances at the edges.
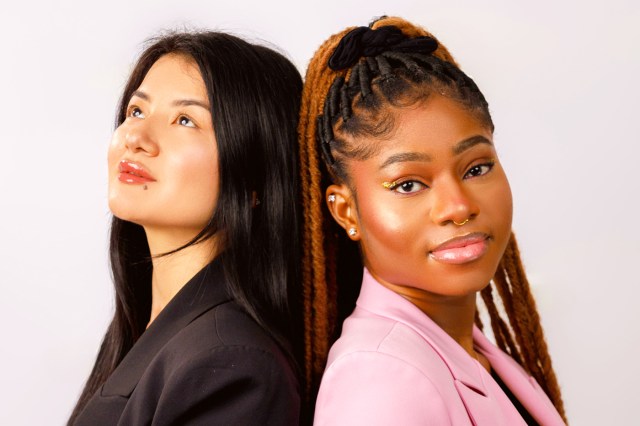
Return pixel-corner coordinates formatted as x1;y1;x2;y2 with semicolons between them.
1;0;638;424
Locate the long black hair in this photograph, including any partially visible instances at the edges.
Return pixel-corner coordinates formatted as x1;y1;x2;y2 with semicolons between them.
69;31;303;423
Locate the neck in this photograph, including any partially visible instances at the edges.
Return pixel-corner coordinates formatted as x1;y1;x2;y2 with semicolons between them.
145;227;220;327
377;279;488;369
412;292;478;350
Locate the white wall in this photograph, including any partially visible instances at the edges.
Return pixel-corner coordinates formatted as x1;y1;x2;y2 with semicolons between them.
1;0;637;424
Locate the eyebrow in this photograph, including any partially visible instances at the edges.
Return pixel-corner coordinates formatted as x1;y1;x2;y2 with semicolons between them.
452;135;493;155
131;90;150;102
172;99;211;111
130;90;211;111
379;135;493;170
379;152;432;169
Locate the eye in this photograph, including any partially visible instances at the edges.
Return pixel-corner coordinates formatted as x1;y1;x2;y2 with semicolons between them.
177;115;196;128
464;161;494;179
128;106;145;119
389;180;429;194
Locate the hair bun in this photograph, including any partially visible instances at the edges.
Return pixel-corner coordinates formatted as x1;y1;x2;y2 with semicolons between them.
328;25;438;71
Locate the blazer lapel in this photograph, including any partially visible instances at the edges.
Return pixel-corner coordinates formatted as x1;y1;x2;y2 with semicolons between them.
358;269;505;425
474;328;565;426
357;269;548;425
101;257;232;398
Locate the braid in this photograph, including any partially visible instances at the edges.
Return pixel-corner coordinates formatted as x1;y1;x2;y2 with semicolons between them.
480;282;523;364
299;17;566;422
356;62;371;98
487;234;567;421
297;27;354;397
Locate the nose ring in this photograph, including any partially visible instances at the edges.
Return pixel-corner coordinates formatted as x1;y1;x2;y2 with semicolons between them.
453;219;469;226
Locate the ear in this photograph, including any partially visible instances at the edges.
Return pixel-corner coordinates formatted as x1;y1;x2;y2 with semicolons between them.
325;183;360;241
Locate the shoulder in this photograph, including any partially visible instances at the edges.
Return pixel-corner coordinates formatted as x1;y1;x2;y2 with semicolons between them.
160;300;291;366
328;307;450;377
156;300;297;389
314;311;452;425
316;350;450;425
134;301;300;425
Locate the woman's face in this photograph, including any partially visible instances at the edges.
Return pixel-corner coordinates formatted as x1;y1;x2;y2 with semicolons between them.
108;54;218;236
329;95;513;298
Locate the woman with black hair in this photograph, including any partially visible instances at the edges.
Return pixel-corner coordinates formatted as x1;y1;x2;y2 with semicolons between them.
69;31;303;425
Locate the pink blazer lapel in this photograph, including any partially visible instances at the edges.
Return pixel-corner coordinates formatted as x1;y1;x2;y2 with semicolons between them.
357;270;565;425
359;270;520;425
473;327;566;426
359;269;489;394
393;312;528;426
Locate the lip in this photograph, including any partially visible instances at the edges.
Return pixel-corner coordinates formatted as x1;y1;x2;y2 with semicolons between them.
429;232;490;265
117;160;156;184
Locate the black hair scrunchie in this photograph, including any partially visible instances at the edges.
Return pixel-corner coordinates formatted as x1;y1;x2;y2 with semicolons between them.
328;25;438;71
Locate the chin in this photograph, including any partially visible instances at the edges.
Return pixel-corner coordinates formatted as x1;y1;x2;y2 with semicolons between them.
439;283;490;298
430;268;496;297
109;200;145;226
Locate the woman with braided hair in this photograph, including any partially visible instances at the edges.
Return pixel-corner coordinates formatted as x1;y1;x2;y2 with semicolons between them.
299;16;566;425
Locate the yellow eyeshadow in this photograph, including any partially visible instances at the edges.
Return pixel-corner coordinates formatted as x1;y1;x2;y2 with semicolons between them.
382;181;397;189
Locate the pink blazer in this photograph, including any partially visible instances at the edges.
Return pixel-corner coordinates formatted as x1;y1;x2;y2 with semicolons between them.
314;269;565;425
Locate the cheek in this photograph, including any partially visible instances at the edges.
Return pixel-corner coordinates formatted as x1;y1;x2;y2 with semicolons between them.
484;171;513;237
350;164;419;253
356;187;417;253
496;175;513;226
359;200;407;242
170;147;216;181
167;142;219;217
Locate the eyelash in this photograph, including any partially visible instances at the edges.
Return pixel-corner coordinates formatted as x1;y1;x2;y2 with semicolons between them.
125;106;196;128
177;115;196;128
383;161;496;194
464;160;495;179
384;180;427;194
127;105;144;118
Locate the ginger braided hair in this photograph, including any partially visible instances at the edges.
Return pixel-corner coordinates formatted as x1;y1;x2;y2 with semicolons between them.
298;16;566;421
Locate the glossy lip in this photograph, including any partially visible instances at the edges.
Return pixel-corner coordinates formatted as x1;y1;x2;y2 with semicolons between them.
117;160;156;184
429;232;490;265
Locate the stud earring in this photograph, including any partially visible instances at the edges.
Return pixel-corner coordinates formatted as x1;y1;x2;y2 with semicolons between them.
328;194;336;203
348;227;357;237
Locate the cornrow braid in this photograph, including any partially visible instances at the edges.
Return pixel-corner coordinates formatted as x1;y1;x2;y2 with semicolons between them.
298;16;566;422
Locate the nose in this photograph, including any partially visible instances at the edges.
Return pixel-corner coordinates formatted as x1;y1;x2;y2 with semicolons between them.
122;119;159;156
429;178;479;226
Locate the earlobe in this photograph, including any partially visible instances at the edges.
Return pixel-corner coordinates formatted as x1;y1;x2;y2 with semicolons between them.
325;184;360;241
251;191;260;208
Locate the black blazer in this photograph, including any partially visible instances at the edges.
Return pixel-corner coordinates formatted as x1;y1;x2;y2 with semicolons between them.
74;259;300;425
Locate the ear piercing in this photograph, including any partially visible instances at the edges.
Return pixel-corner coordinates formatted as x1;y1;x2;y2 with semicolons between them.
328;194;336;203
453;219;470;226
348;227;357;236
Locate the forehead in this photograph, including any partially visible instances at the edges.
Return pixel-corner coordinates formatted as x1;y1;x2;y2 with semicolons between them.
137;54;205;96
374;95;493;157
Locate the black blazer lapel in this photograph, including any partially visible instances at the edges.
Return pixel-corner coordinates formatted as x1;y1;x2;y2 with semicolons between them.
101;257;232;398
